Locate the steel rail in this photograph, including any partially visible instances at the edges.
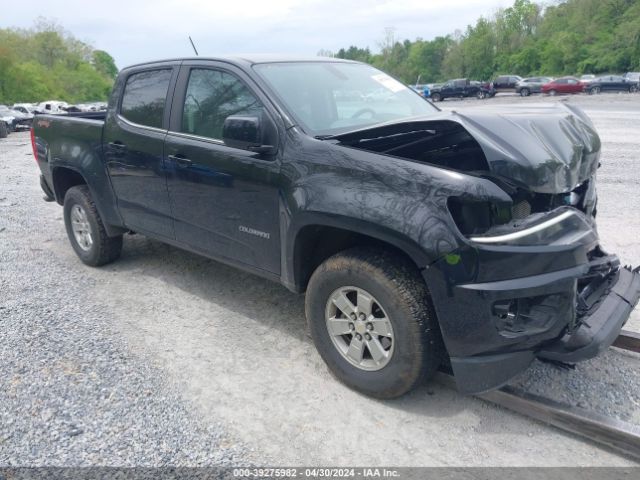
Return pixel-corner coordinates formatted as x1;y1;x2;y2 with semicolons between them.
436;330;640;461
614;330;640;353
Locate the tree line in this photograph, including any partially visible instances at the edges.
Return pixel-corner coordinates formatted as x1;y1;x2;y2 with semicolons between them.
332;0;640;84
0;19;117;104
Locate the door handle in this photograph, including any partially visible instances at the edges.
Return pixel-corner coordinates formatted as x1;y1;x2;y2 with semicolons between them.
108;141;127;150
168;154;192;168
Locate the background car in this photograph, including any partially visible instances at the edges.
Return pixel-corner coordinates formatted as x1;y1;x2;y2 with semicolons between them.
0;105;34;131
12;103;38;115
586;75;639;94
515;76;553;96
490;74;522;94
623;72;640;85
541;76;585;95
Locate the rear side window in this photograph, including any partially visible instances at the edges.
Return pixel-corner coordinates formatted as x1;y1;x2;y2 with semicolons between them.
181;68;262;140
121;69;172;129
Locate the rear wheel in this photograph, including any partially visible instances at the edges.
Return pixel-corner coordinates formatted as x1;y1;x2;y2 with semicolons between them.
305;248;443;399
63;185;122;266
629;85;638;93
590;86;601;95
520;88;530;97
431;93;441;102
549;89;557;96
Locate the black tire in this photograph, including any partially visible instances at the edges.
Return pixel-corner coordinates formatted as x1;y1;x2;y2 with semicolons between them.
305;247;443;399
63;185;122;266
431;93;441;102
549;89;557;96
520;88;530;97
0;121;7;138
590;86;600;95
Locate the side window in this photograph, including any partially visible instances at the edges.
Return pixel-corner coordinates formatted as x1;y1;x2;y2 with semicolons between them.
121;69;172;128
181;68;262;140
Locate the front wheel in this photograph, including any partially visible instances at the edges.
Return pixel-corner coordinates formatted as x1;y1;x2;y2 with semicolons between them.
548;89;557;96
431;93;441;102
63;185;122;266
630;85;638;93
476;90;486;99
305;248;443;398
520;88;530;97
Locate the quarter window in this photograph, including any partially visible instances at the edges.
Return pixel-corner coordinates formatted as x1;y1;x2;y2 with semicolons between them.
121;69;172;129
181;69;262;140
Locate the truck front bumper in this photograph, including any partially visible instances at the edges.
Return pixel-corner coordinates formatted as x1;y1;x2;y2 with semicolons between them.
423;210;640;394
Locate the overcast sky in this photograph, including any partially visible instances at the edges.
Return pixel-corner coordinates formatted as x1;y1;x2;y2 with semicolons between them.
12;0;513;68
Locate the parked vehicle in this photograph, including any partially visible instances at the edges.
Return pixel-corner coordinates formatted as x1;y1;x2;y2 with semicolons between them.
429;78;490;101
0;105;33;131
515;77;553;96
31;56;640;399
490;75;522;94
35;101;69;115
0;120;8;138
586;75;639;94
541;76;585;95
12;103;38;115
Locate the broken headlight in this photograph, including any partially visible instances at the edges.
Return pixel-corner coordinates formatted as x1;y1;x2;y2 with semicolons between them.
447;198;512;236
469;208;597;246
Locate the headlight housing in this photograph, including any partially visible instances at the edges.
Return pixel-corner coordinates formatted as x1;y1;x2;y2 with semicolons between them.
469;208;597;246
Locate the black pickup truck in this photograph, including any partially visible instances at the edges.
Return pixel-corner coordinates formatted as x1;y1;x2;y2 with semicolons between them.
428;78;492;102
32;56;640;398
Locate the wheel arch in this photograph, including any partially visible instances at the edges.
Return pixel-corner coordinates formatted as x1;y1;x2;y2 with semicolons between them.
51;166;126;237
285;214;431;293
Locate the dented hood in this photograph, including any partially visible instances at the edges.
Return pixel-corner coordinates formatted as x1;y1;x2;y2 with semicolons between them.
451;102;601;193
331;102;601;194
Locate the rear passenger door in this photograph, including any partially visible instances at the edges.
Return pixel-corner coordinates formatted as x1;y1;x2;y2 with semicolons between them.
103;64;179;239
163;61;282;274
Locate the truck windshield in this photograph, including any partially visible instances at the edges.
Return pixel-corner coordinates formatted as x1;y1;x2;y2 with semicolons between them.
254;62;438;136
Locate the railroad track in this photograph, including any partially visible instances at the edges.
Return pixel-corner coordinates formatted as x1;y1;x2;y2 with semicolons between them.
437;330;640;461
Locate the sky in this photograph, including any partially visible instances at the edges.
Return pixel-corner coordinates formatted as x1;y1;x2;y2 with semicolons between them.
11;0;514;68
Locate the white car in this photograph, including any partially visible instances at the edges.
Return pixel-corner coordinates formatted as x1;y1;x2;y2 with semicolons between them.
36;101;70;115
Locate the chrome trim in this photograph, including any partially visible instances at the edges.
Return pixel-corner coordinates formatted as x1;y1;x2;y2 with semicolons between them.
167;130;224;145
117;114;167;134
470;210;576;244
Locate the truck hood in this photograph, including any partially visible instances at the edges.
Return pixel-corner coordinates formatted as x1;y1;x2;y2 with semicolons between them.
329;102;601;194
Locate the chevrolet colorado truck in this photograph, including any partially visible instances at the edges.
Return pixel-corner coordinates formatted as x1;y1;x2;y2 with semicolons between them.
31;56;640;398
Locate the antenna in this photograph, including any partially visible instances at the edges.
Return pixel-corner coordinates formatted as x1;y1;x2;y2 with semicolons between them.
189;36;199;56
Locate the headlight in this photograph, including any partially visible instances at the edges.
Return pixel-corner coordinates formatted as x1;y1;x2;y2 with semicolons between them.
469;208;596;246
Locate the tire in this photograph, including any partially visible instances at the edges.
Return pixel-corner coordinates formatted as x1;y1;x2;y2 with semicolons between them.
520;88;530;97
431;93;441;102
629;85;638;93
476;90;486;100
305;247;443;399
590;86;600;95
63;185;122;266
549;89;557;96
0;121;7;139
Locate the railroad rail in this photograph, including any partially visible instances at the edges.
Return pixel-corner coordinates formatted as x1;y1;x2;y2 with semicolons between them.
437;329;640;461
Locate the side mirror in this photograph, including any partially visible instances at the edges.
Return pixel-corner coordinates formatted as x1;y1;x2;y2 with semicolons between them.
223;111;278;155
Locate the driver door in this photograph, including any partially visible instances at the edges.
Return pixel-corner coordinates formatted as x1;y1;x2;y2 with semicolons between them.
163;62;282;274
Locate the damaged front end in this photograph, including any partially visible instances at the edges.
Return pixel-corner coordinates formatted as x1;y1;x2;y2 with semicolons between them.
329;103;640;394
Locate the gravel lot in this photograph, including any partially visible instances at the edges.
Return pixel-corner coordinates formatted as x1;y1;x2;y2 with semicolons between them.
1;93;639;467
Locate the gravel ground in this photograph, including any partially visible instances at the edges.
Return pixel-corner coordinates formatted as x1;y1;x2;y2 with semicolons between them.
1;93;640;467
0;136;257;466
